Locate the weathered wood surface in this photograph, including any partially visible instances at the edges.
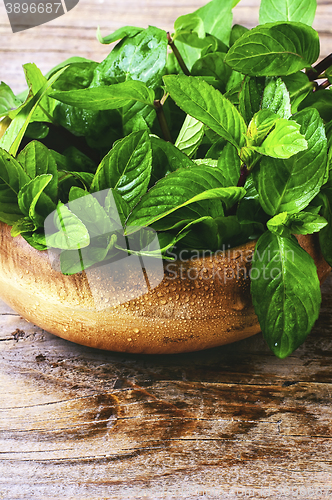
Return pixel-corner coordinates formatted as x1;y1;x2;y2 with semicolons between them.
1;0;332;499
1;274;332;500
1;0;332;93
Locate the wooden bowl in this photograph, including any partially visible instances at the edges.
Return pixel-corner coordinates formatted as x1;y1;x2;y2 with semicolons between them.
0;221;330;354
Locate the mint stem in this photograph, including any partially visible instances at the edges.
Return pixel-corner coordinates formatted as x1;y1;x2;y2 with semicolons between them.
237;165;249;187
167;32;190;76
307;53;332;81
154;99;173;143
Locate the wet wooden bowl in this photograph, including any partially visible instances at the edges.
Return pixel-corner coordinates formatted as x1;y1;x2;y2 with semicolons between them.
0;221;330;354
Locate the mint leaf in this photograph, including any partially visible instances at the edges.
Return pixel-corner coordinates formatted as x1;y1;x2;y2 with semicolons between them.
11;217;36;237
44;201;90;250
90;130;152;209
230;24;249;47
96;26;143;44
91;26;168;89
225;22;320;76
259;0;317;26
251;231;321;358
0;82;22;119
253;108;327;214
266;209;327;237
282;72;314;114
17;141;58;203
51;62;98;92
0;148;30;202
254;119;307;159
288;210;327;234
194;0;234;45
163;75;247;151
23;63;57;124
18;174;56;228
217;142;241;187
246;109;279;145
298;89;332;123
127;165;245;229
174;115;205;158
50;81;155;110
0;66;68;156
239;76;265;125
151;136;196;184
261;77;291;118
191;52;233;93
173;13;206;45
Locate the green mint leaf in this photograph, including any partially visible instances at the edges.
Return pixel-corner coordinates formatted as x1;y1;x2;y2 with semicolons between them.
50;81;155;110
225;22;320;76
17;141;58;203
288;210;328;234
151;136;196;185
230;24;249;47
51;62;98;92
11;217;36;237
174;115;205;158
261;77;291;118
254;119;307;159
127;165;245;230
45;57;95;79
281;72;315;113
0;66;68;156
239;76;265;125
0;148;30;201
259;0;317;26
90;130;152;209
251;231;321;358
23;63;57;124
0;82;22;119
194;0;234;45
91;26;168;89
0;207;24;225
173;13;205;42
267;212;291;237
298;89;332;123
105;188;131;227
163;75;247;151
217;142;241;187
191;52;233;93
45;201;90;250
51;147;96;174
18;174;56;228
253;108;327;215
96;26;143;44
67;190;113;238
25;122;49;140
246;109;279;145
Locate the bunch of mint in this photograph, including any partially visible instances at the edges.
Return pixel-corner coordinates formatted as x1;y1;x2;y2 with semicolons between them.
0;0;331;358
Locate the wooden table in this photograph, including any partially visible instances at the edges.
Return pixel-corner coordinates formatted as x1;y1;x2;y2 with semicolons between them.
1;1;332;498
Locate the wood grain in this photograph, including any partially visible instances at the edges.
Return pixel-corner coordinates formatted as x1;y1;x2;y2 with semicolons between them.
0;0;331;93
1;274;332;499
1;0;332;499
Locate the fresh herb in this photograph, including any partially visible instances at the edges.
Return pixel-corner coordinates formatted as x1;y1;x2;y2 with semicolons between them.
0;0;331;358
